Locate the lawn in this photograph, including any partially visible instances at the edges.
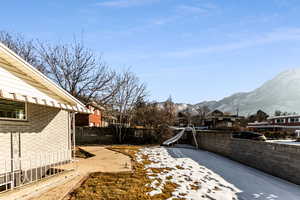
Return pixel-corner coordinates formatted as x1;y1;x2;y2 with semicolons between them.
69;146;182;200
69;146;239;200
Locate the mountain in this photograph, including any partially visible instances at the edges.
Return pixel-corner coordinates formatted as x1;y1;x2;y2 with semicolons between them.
194;68;300;116
157;102;200;116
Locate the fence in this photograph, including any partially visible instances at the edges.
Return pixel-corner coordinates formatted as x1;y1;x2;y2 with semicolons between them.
189;131;300;185
0;150;75;193
76;126;158;145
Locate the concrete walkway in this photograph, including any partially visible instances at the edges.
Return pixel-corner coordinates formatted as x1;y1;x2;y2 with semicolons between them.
0;146;132;200
74;146;132;174
167;146;300;200
31;146;132;200
32;146;132;200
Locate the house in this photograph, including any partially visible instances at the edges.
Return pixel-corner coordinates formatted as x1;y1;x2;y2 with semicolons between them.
176;111;189;127
205;110;243;129
101;115;117;127
75;102;105;127
75;102;118;127
0;43;90;192
248;114;300;132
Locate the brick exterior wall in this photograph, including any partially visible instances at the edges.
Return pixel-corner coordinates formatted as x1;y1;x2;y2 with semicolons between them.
89;111;101;127
190;131;300;185
75;113;89;127
0;103;71;172
75;105;102;127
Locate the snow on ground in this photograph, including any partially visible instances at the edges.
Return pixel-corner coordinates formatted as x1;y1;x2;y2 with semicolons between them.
136;146;300;200
267;140;300;146
136;147;240;200
167;145;300;200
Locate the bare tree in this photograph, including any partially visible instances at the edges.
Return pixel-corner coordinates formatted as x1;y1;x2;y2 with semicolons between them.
158;96;177;142
113;70;147;142
196;106;210;125
0;31;44;72
181;107;193;126
37;40;120;103
0;31;148;118
163;96;176;125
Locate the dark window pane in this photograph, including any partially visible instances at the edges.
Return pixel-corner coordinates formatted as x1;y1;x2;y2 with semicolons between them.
0;99;26;120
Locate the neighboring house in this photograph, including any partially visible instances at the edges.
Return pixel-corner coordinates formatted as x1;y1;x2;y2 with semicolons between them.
208;109;224;117
75;102;117;127
101;115;117;127
0;43;90;192
176;112;189;127
248;115;300;131
205;110;243;129
75;102;105;127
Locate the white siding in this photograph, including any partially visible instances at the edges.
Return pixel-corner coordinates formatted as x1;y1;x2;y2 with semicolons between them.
0;103;71;172
0;133;11;174
0;63;67;104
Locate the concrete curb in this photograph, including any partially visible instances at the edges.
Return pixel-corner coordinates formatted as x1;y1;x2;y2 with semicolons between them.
60;174;89;200
0;171;77;200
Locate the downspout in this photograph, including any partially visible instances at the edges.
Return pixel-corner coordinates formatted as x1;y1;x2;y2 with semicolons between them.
72;112;76;161
68;112;72;159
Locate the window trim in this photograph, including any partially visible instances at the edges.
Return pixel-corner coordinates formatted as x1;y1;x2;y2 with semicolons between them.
0;100;28;121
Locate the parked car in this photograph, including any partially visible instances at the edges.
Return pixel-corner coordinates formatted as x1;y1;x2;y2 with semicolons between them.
232;131;267;141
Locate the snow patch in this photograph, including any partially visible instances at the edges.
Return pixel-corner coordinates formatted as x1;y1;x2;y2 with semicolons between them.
136;147;240;200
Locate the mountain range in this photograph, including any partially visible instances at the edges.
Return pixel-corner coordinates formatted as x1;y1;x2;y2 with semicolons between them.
175;68;300;116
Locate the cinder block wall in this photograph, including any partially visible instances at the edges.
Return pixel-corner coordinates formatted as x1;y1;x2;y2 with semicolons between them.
192;131;300;185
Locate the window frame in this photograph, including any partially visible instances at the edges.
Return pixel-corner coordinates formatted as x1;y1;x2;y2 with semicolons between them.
0;99;28;121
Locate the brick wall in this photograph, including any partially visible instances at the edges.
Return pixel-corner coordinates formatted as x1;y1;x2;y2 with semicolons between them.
75;113;89;127
191;131;300;185
75;107;103;127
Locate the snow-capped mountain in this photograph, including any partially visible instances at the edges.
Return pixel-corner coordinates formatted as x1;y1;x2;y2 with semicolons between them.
195;68;300;116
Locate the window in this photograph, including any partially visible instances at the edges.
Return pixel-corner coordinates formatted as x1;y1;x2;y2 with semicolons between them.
275;119;284;124
0;99;26;120
290;117;299;123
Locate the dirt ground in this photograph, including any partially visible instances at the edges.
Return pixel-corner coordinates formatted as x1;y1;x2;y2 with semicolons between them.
29;146;132;200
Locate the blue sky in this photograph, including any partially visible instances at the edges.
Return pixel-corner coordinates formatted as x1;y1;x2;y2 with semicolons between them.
2;0;300;103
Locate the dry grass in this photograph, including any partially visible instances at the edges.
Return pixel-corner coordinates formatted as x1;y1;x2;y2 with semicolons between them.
191;184;201;190
175;165;184;170
69;145;181;200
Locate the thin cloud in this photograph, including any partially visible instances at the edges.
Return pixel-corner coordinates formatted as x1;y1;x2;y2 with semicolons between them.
175;3;218;16
165;28;300;57
96;0;160;8
149;3;218;26
150;15;180;25
176;5;210;15
97;28;300;62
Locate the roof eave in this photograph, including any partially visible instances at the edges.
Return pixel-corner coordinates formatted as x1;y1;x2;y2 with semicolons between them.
0;42;86;108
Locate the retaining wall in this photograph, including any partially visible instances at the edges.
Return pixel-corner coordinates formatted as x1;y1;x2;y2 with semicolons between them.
191;131;300;185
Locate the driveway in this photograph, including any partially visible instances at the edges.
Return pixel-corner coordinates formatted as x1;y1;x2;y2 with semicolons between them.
167;146;300;200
